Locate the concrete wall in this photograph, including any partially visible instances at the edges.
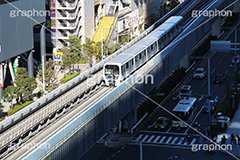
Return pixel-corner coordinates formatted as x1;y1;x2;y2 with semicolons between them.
82;0;94;44
0;0;45;62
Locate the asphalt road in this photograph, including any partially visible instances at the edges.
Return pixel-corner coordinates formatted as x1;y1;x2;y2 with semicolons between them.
81;143;235;160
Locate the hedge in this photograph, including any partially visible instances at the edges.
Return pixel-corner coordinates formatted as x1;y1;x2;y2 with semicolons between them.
60;72;80;84
79;60;87;64
7;100;34;116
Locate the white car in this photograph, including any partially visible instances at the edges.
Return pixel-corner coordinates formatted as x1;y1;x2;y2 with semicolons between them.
193;68;205;79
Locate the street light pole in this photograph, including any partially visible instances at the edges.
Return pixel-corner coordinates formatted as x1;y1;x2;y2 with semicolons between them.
140;140;143;160
207;57;211;130
42;53;45;96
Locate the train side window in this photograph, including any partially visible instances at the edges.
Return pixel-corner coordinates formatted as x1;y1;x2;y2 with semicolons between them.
151;44;153;50
158;39;161;45
139;53;142;59
147;47;151;53
122;66;125;75
142;51;146;58
131;59;134;65
126;62;129;69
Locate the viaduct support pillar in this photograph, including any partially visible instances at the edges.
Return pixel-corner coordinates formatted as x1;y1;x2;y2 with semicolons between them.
28;50;34;77
211;17;220;37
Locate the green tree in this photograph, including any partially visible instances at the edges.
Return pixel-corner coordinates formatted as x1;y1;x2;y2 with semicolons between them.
14;67;37;104
14;68;28;103
109;43;121;55
25;77;37;99
3;85;17;109
39;58;58;91
60;47;79;74
94;41;111;59
83;38;95;59
66;36;82;61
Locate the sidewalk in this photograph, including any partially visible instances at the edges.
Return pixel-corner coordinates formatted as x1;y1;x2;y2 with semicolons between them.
104;132;133;148
215;104;240;158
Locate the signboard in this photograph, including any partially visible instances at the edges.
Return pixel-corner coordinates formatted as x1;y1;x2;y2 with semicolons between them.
54;52;63;62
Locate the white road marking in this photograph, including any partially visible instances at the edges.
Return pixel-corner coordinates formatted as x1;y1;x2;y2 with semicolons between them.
177;137;185;145
136;135;143;142
147;135;155;143
165;137;173;144
153;136;161;143
159;136;166;143
142;135;149;142
171;137;179;144
201;81;206;87
211;68;215;74
190;138;197;145
225;70;228;75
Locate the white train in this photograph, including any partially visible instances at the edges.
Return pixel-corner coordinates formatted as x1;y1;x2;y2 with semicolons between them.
103;16;183;86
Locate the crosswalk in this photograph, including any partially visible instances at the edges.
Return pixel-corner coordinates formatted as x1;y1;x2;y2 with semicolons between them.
132;134;198;146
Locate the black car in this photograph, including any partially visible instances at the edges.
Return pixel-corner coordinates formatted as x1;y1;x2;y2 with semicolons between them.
213;74;225;84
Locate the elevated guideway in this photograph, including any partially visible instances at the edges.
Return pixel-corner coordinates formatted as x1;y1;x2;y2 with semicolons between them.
2;0;238;159
0;1;193;157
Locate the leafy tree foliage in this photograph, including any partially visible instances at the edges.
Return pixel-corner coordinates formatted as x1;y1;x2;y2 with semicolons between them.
3;85;17;109
39;58;58;91
13;67;37;104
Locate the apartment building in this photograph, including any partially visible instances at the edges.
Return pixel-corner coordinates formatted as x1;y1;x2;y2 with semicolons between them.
51;0;94;51
52;0;164;51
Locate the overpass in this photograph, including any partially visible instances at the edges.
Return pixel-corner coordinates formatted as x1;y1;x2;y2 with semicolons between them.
1;0;239;159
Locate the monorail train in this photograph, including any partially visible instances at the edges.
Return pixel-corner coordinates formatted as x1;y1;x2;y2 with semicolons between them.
103;16;183;86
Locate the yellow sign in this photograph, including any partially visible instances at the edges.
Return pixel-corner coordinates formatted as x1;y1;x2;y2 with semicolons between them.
54;52;63;62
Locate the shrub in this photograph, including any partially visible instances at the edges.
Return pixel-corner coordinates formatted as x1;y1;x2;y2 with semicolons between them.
60;72;80;84
7;100;34;116
79;60;87;64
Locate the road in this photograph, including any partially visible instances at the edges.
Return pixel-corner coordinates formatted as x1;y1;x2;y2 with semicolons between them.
81;143;235;160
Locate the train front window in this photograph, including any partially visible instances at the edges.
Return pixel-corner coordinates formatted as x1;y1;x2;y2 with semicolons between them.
105;65;119;79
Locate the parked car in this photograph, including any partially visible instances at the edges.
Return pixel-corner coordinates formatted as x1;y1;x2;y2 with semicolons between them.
193;68;205;79
203;97;218;113
179;85;192;99
154;117;171;130
211;116;230;132
213;74;225;84
231;55;240;67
